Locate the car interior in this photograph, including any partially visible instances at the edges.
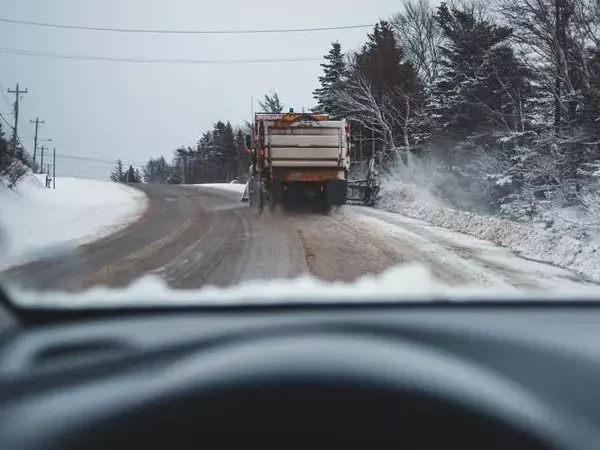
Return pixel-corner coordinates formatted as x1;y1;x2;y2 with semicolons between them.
0;289;599;450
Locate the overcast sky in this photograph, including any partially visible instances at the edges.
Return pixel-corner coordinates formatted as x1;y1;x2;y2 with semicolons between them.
0;0;401;179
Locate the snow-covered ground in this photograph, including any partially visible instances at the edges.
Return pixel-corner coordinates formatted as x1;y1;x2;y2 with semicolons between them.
378;181;600;283
6;180;600;306
0;174;148;270
348;207;595;291
196;182;598;290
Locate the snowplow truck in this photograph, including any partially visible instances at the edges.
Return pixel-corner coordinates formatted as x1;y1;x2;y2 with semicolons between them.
247;112;350;213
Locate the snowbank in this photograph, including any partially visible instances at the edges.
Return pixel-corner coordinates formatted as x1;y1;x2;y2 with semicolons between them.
0;174;148;269
10;263;600;309
379;181;600;283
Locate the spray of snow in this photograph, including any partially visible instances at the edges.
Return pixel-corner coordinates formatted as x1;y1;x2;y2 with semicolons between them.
0;174;148;270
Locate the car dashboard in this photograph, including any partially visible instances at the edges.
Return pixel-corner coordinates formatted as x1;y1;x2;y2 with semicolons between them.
0;301;599;450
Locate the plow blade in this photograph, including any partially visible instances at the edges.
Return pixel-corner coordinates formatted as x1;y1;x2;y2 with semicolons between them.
346;179;380;207
345;157;381;207
241;182;250;202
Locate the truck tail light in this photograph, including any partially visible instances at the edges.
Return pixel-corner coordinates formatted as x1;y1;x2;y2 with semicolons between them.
259;148;265;157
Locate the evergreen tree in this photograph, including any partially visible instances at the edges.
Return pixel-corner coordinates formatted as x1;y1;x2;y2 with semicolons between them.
259;91;284;113
211;121;227;181
110;159;124;182
145;118;263;186
134;168;142;183
195;131;214;183
354;21;418;101
222;122;238;181
433;3;532;136
234;128;250;178
171;147;193;184
313;42;347;117
340;20;421;160
126;165;136;183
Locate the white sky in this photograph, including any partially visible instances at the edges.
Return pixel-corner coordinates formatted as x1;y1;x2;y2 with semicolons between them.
0;0;401;179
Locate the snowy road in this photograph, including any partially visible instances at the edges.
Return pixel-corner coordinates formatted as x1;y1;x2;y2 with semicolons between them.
2;184;594;292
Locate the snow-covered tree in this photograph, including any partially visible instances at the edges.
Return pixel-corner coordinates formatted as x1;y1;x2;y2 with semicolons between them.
0;122;27;188
110;159;125;182
333;21;422;166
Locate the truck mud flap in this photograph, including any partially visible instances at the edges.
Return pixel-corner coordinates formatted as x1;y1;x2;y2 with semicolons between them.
324;180;347;206
276;180;347;207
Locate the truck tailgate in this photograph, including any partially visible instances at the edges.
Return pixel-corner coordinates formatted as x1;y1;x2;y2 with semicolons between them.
268;125;342;167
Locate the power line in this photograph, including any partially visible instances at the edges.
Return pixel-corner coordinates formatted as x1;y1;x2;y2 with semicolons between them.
0;47;322;64
0;17;373;35
55;153;145;166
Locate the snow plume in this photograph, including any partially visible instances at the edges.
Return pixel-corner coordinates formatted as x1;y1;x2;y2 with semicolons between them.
379;175;600;283
385;140;511;215
380;140;600;283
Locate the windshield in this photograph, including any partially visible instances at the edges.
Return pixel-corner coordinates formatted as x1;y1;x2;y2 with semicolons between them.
1;0;600;309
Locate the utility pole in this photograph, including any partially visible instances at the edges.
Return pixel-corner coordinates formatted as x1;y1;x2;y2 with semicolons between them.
52;147;56;189
7;84;28;155
30;117;44;170
40;145;47;171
